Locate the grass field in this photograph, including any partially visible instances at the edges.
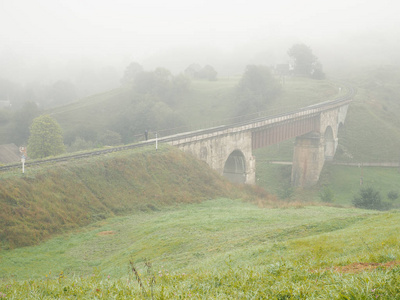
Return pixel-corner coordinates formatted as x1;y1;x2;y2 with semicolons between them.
1;199;400;298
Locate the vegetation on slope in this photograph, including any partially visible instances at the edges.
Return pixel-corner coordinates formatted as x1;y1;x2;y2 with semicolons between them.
1;199;400;298
0;145;261;250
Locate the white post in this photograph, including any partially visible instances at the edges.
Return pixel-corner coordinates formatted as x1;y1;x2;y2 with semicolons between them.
155;133;158;151
21;157;25;174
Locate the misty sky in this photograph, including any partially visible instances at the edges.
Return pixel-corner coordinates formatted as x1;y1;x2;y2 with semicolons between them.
1;0;399;80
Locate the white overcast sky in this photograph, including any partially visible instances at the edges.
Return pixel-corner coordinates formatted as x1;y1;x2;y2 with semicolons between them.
1;0;398;57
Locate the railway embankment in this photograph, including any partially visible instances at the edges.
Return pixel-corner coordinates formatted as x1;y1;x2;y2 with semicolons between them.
0;146;250;250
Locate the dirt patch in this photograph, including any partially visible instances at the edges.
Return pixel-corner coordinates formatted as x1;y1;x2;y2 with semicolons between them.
332;261;400;274
97;231;116;236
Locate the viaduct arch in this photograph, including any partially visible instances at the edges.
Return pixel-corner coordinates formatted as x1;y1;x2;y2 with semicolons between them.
167;89;353;187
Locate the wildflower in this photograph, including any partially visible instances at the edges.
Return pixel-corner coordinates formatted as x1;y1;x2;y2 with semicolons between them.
107;275;110;279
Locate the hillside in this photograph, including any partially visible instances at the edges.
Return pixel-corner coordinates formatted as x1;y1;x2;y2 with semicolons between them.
48;76;339;144
0;145;263;250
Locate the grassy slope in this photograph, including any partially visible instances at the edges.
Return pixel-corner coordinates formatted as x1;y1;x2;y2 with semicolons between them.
49;86;131;131
0;145;254;249
336;90;400;163
2;199;400;298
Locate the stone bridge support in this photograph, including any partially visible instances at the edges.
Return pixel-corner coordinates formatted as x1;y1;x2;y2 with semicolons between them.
175;131;256;184
291;132;325;187
291;104;349;187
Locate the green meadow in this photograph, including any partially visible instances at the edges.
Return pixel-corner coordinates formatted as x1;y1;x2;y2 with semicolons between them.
1;199;400;298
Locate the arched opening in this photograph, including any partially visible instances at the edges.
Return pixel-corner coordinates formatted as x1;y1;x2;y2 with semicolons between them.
324;126;335;161
223;150;246;184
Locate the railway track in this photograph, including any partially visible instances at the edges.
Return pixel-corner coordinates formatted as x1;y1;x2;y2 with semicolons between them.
0;85;355;172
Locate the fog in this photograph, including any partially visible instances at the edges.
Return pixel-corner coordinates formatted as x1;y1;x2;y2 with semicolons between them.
1;0;399;93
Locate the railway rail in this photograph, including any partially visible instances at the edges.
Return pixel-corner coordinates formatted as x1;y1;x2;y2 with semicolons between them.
0;85;355;172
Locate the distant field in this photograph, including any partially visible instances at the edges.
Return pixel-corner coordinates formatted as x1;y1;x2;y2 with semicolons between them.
2;199;400;298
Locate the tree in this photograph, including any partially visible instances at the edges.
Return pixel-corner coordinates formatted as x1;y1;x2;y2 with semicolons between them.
311;61;326;79
132;68;189;107
198;65;217;81
184;64;217;81
387;190;399;201
352;186;382;210
319;186;334;203
27;115;65;159
288;43;318;77
235;65;280;117
184;63;201;78
121;62;144;85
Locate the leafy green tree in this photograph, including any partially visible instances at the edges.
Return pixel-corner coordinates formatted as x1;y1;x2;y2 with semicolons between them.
132;68;189;107
352;186;382;210
121;62;144;85
27;115;65;159
235;65;280;117
288;43;318;76
184;63;201;78
311;61;325;79
319;186;334;203
387;190;399;201
198;65;217;81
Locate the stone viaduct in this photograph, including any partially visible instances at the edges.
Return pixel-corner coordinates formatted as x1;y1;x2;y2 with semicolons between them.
164;90;354;187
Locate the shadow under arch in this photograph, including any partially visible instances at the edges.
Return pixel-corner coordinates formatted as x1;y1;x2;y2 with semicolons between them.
324;126;335;161
223;150;246;184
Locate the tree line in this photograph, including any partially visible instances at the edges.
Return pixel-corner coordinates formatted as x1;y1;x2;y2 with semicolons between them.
0;43;325;159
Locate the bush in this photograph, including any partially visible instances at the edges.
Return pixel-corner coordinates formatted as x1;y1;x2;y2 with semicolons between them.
319;186;334;203
387;190;399;201
352;186;383;210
